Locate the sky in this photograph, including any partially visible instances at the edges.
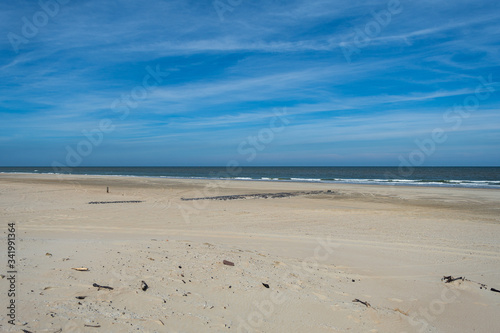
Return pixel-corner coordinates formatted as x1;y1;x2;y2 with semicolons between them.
0;0;499;167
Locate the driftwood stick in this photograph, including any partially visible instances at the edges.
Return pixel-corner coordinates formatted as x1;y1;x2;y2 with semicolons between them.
92;283;113;290
442;276;463;283
352;299;371;307
72;267;89;271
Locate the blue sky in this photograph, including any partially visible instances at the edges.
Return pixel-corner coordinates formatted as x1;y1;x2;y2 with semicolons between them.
1;0;499;166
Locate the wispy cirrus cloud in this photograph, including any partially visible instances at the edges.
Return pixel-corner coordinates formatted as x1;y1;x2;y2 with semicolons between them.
0;0;499;166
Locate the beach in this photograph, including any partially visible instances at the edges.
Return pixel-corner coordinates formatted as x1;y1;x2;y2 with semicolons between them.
1;173;500;332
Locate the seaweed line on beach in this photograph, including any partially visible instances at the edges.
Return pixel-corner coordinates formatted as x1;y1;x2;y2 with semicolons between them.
181;190;334;201
88;200;143;204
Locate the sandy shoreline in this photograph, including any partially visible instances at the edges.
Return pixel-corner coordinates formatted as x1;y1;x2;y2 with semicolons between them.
1;173;500;332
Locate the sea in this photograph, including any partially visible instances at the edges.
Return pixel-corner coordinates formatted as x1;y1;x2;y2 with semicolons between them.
1;167;499;189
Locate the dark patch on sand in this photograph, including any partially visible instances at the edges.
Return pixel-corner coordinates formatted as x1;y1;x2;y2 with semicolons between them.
181;190;334;201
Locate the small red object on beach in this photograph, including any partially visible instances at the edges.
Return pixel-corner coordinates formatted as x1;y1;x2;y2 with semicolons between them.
223;260;234;266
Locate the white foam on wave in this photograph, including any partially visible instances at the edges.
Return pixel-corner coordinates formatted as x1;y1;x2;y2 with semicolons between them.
290;178;322;182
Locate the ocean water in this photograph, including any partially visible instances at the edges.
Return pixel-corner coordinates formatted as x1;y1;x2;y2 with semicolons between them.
1;167;499;189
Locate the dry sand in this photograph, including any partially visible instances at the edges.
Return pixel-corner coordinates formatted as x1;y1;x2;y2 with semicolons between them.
1;173;499;332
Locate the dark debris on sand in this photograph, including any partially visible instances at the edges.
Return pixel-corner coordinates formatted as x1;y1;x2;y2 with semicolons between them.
181;190;334;201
